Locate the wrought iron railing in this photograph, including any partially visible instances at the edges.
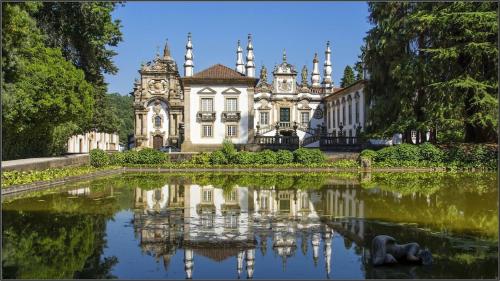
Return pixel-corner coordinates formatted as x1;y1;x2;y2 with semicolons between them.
221;111;241;122
319;136;361;146
196;111;216;122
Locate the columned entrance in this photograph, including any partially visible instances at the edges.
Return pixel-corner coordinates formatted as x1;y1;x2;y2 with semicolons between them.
153;135;163;150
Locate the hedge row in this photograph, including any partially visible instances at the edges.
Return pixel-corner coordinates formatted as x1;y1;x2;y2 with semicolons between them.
90;148;169;167
190;141;326;165
360;143;497;169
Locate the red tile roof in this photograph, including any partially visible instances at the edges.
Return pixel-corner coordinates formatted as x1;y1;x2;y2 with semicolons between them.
192;64;252;79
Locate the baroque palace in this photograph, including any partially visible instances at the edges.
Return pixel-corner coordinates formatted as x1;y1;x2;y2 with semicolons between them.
131;33;367;152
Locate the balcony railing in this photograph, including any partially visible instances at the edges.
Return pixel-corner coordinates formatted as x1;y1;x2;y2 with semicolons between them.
196;111;216;122
253;135;299;150
319;136;361;146
221;111;241;122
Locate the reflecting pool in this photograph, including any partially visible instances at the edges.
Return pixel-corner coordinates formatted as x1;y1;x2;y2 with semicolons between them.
2;172;498;279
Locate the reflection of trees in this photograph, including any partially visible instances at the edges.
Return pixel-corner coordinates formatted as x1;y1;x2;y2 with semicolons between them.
2;186;120;279
2;211;117;279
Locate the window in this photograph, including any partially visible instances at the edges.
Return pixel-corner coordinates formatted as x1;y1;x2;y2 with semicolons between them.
260;195;269;210
280;108;290;122
342;103;346;125
332;108;336;128
300;112;310;127
201;98;213;112
227;190;237;202
348;101;352;125
202;189;213;203
154;116;162;128
202;125;213;137
327;108;330;129
225;98;238;112
355;100;360;124
260;112;269;125
227;125;237;137
336;106;340;126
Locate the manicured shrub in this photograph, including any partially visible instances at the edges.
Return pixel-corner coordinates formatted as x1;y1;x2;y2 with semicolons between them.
89;149;110;167
191;152;211;165
122;150;139;164
221;139;238;164
360;149;377;160
255;149;277;164
134;148;169;164
235;151;256;164
209;150;228;165
375;144;420;164
109;151;126;165
418;143;444;162
293;148;326;164
276;150;294;164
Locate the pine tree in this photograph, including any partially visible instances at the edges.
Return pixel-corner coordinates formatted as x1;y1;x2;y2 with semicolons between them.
340;65;356;87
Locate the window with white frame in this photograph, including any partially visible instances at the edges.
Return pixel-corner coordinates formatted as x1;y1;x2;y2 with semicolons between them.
225;98;238;112
202;189;213;203
300;112;310;127
260;111;269;125
202;125;213;137
201;98;213;112
227;125;237;137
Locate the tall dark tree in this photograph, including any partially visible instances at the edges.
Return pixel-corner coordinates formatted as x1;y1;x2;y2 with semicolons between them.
354;61;364;81
2;3;94;160
364;2;498;143
34;2;123;133
340;65;356;87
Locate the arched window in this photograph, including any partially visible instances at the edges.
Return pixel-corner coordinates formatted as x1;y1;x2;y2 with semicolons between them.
154;116;162;128
348;99;352;125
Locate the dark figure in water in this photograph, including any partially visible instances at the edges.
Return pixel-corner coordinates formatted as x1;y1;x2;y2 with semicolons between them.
371;235;433;266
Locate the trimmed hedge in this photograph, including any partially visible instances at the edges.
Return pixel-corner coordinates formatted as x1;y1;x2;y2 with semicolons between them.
361;143;497;169
92;148;169;167
293;148;326;164
276;150;294;164
89;149;110;168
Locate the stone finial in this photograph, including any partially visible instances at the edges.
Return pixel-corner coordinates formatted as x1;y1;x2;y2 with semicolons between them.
246;33;255;77
323;40;333;87
184;32;194;77
236;40;245;74
311;53;321;87
163;39;172;60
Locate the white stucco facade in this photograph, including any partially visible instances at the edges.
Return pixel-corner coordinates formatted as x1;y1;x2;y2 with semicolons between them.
67;131;119;153
324;80;366;137
188;85;250;145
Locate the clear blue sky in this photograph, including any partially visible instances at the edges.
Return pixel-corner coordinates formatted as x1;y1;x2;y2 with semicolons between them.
104;2;371;96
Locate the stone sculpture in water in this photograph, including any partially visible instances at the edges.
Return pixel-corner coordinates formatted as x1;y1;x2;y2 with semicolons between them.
371;235;433;266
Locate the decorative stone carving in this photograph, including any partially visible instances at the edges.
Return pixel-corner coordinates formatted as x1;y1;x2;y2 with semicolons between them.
148;79;168;94
153;99;162;114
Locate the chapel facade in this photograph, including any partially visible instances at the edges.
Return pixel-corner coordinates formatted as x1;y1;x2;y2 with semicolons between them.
131;33;368;152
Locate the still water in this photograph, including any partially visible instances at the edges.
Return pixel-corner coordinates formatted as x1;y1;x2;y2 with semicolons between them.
2;172;498;279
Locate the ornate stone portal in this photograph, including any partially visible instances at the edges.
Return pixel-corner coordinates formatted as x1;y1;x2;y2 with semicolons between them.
132;41;184;149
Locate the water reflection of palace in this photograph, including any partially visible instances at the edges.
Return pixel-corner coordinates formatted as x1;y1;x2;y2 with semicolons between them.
131;183;367;279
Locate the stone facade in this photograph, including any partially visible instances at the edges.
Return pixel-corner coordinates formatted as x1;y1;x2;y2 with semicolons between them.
131;42;184;150
67;131;119;153
132;34;368;152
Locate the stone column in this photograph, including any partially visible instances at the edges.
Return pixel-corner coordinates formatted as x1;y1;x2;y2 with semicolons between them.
169;114;175;136
135;114;140;135
181;86;192;152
